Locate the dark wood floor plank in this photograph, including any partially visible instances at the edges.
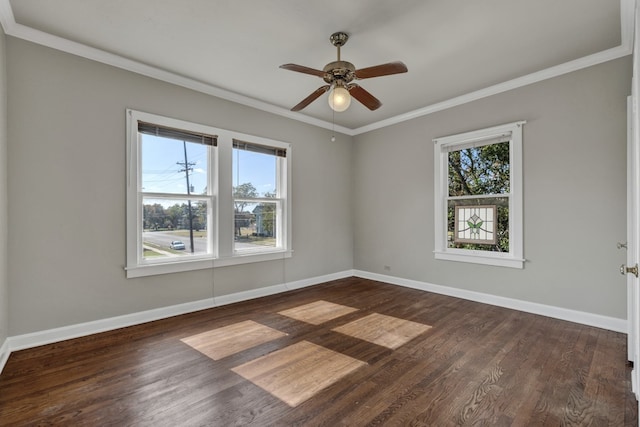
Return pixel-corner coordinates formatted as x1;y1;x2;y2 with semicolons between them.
361;313;512;425
582;328;630;425
481;316;554;422
0;277;636;426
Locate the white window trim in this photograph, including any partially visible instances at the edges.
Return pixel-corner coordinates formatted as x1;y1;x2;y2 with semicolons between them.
125;109;292;278
433;121;525;269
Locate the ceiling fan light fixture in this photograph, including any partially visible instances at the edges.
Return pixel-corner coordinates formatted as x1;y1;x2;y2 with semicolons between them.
281;31;407;112
328;85;351;112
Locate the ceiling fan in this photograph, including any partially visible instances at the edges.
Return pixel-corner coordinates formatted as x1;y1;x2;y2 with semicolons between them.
280;32;408;112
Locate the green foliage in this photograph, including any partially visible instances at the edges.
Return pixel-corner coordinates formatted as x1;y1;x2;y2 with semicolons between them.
233;183;258;236
448;141;510;252
257;190;276;236
233;183;258;209
143;201;207;231
448;142;510;197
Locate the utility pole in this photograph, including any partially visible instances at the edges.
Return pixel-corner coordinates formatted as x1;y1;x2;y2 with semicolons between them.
177;142;196;253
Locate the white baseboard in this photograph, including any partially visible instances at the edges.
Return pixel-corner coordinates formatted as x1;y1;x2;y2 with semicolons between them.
8;298;217;352
2;268;627;376
213;270;353;306
353;270;627;333
7;270;353;354
0;338;9;374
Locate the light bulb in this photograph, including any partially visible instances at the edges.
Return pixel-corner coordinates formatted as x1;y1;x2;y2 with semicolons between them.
328;86;351;112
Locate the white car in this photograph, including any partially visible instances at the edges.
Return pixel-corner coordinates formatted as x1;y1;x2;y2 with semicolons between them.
170;240;186;250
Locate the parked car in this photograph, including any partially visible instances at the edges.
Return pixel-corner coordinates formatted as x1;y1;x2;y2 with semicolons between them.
170;240;186;250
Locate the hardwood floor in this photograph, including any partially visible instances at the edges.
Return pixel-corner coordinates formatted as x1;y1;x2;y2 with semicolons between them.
0;277;637;425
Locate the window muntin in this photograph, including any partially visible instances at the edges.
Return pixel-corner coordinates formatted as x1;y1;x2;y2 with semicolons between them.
126;110;292;278
434;121;524;268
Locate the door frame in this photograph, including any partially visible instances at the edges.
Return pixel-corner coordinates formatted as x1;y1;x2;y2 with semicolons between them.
628;94;640;400
629;2;640;399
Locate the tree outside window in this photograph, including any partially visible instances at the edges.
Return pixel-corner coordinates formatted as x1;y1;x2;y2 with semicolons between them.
434;121;524;268
447;141;510;252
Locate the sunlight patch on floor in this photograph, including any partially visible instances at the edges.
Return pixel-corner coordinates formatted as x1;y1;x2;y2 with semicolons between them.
181;320;288;360
232;340;367;407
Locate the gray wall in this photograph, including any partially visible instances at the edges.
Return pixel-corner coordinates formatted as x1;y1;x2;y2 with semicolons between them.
7;38;353;335
353;57;632;319
0;29;8;346
4;35;632;336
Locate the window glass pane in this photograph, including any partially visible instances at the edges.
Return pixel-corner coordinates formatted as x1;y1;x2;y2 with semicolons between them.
448;141;510;196
234;201;278;251
233;148;277;198
142;198;209;259
447;197;509;252
141;134;209;195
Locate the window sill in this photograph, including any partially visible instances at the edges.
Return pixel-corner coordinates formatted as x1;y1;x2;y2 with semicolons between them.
126;250;293;278
434;250;524;269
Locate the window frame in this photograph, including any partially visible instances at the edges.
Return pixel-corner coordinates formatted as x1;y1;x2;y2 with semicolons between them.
433;121;525;268
125;109;292;278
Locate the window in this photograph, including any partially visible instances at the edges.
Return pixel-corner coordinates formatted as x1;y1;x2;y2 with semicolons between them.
433;121;525;268
137;120;216;261
126;110;291;278
233;140;287;253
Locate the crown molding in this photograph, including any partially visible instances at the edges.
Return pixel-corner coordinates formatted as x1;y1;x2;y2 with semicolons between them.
353;45;632;135
0;0;13;34
0;0;354;135
0;0;633;137
621;0;636;52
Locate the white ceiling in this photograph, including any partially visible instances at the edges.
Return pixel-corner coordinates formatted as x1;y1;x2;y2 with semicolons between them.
0;0;633;134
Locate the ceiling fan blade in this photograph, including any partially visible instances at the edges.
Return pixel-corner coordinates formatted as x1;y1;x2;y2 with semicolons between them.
280;63;326;78
348;84;382;111
291;85;330;111
355;61;408;79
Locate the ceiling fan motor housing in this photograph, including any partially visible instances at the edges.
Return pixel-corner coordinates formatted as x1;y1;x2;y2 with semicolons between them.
323;61;356;85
